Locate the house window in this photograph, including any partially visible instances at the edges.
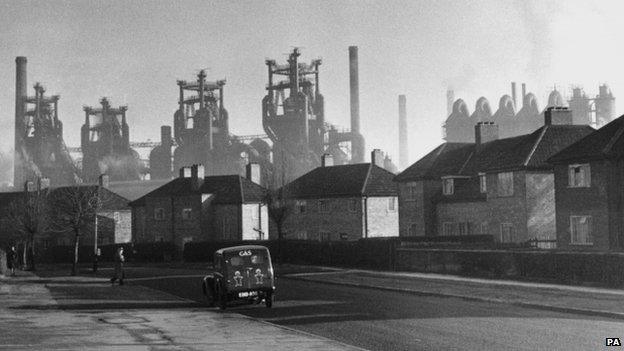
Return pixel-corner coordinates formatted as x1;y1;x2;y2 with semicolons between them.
319;232;331;241
154;208;165;220
458;222;468;236
442;222;456;236
349;199;358;212
318;199;329;213
500;223;514;243
568;164;591;187
408;223;418;236
479;222;488;235
296;200;307;213
297;230;308;240
479;173;487;193
442;178;454;195
497;172;514;197
570;216;593;245
181;208;192;220
388;198;396;211
406;183;418;201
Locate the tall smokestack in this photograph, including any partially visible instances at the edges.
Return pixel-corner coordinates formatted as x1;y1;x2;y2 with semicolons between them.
522;83;527;106
398;95;408;170
446;89;454;116
349;46;360;134
349;46;365;163
14;56;27;187
511;82;517;109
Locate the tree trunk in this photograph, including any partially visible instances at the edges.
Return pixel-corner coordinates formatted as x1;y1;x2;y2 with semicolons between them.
72;231;80;276
277;225;283;265
29;234;36;271
21;242;27;270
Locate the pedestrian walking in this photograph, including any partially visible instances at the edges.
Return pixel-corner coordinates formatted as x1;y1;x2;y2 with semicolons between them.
110;247;125;285
7;246;17;276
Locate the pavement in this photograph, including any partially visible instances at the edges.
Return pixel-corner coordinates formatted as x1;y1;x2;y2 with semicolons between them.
0;269;362;351
283;267;624;321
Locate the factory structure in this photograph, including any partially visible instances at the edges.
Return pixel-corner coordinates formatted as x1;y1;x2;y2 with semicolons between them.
11;47;401;190
149;47;396;188
81;97;143;183
13;58;145;188
148;70;273;186
13;57;81;187
443;83;616;142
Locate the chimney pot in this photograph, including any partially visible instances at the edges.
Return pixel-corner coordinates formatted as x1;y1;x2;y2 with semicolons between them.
544;107;573;125
190;164;204;190
475;122;499;146
321;153;334;167
371;149;384;168
179;166;192;178
38;177;50;190
98;174;110;188
246;163;261;184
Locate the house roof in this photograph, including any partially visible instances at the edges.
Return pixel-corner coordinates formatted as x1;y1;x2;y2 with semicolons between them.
48;185;131;211
129;175;268;206
282;163;397;199
396;124;595;182
0;191;26;210
0;185;130;211
107;179;171;201
549;114;624;163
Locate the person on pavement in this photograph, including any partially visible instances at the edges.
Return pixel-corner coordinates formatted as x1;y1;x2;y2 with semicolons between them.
110;247;125;285
8;246;17;276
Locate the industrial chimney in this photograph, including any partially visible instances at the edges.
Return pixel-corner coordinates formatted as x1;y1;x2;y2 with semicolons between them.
446;89;454;117
349;46;365;163
398;95;408;170
14;56;27;187
511;82;517;109
522;83;527;107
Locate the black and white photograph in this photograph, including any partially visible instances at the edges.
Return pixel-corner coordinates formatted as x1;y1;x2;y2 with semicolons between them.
1;1;624;350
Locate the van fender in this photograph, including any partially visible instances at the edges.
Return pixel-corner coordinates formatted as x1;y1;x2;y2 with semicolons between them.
202;275;215;296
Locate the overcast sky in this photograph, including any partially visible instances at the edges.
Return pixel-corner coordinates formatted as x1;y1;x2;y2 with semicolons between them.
1;0;623;169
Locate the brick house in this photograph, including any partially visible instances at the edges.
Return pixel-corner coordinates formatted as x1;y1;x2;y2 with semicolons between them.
278;151;399;241
395;108;594;244
130;164;268;248
0;176;131;248
549;114;624;251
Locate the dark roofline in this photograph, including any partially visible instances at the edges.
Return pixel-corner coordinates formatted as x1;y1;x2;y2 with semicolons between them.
397;124;594;181
129;174;267;206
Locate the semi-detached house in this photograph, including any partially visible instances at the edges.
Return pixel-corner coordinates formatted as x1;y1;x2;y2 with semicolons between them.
395;108;594;244
278;151;399;241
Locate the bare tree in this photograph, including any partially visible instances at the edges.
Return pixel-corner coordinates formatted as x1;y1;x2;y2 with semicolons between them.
49;185;102;276
267;188;290;263
5;187;51;271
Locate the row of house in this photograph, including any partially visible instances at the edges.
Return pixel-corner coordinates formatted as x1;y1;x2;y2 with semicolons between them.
121;107;624;252
4;107;622;254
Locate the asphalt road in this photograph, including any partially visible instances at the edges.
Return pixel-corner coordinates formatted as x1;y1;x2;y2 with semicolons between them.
122;266;624;351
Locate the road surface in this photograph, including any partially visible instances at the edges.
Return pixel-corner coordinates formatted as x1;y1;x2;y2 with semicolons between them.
121;266;623;350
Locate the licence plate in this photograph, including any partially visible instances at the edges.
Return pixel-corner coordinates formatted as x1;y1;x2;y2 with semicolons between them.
238;291;258;298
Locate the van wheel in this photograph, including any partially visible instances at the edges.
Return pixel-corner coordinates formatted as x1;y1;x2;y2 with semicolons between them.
265;292;273;308
216;284;227;310
204;283;215;307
